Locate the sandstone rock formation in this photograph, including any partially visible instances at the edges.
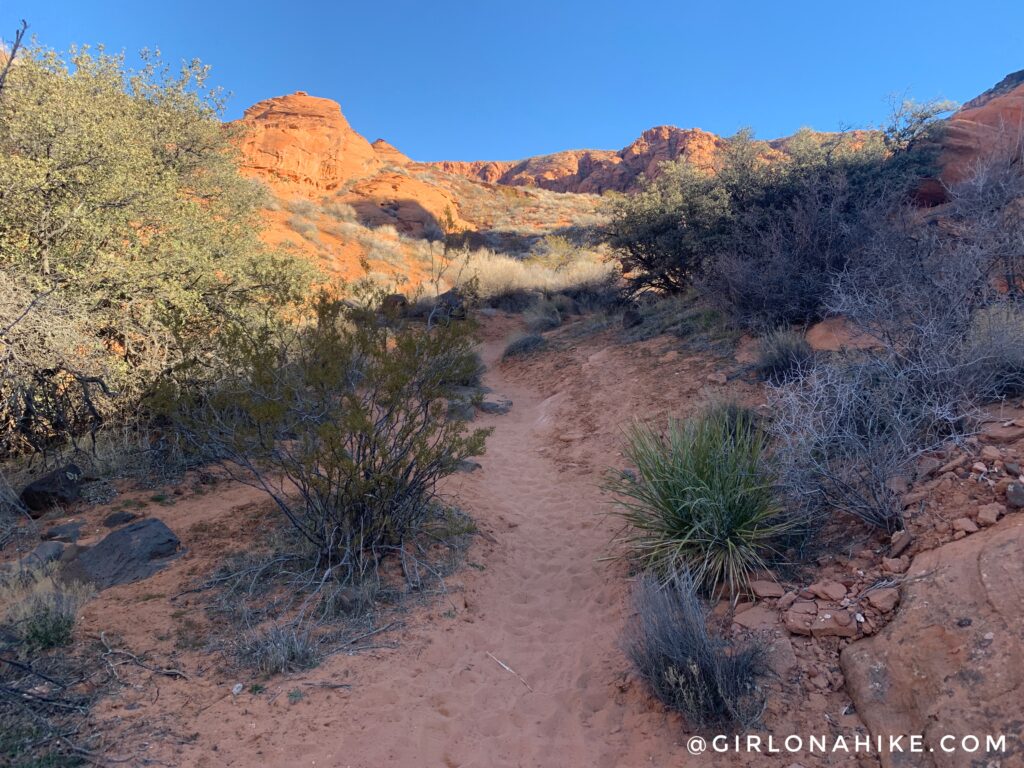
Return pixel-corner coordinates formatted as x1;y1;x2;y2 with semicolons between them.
237;92;382;197
841;513;1024;767
371;138;412;167
432;126;722;193
920;70;1024;203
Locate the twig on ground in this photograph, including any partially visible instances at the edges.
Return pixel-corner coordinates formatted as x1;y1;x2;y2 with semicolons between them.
486;651;533;692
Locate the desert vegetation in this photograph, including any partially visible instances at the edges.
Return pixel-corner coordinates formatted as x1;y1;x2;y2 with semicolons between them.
0;33;492;763
608;406;791;595
606;98;1024;731
3;13;1024;764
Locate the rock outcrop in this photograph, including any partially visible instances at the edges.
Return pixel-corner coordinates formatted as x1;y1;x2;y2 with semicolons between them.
431;126;722;193
63;518;182;589
841;513;1024;767
920;70;1024;203
371;138;412;167
237;92;382;197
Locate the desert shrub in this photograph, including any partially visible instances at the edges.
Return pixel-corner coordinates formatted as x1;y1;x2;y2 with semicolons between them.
0;566;93;651
286;198;319;217
502;334;548;359
756;330;813;384
173;294;490;581
624;574;766;729
765;151;1024;532
237;624;320;674
524;300;562;332
288;216;320;241
607;407;793;595
527;234;583;271
611;107;951;324
962;302;1024;397
768;356;966;531
0;43;312;458
323;201;357;222
607;157;732;295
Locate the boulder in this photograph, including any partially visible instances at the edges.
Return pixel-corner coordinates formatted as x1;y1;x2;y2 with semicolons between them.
42;521;83;544
479;396;513;415
808;580;847;602
63;518;180;589
841;514;1024;767
750;579;785;599
19;464;85;515
102;510;138;528
1006;482;1024;508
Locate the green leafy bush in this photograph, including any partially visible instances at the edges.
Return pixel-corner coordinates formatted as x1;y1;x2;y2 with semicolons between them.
609;110;951;325
0;43;311;457
608;407;791;596
174;294;490;580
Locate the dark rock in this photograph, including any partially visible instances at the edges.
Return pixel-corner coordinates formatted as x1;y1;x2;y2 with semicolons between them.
456;460;482;473
64;518;180;589
102;511;138;528
19;464;85;515
1006;482;1024;508
0;541;67;574
447;398;477;422
1004;461;1022;477
479;396;512;415
42;521;83;544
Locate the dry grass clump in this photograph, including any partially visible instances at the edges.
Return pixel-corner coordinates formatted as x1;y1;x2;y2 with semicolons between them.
447;248;615;302
237;624;320;675
0;565;93;651
624;574;766;729
756;330;813;384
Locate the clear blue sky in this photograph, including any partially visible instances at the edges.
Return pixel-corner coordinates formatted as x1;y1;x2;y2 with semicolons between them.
3;1;1022;161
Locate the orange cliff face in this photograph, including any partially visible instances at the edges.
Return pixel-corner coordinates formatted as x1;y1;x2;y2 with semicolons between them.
919;70;1024;204
232;92;602;284
429;126;723;193
237;92;383;197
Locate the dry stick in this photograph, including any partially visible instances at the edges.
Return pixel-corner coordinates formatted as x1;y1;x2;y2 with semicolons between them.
345;620;400;646
98;632;190;681
486;652;533;692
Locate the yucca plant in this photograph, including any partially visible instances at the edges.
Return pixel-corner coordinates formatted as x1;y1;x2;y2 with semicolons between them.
607;408;791;597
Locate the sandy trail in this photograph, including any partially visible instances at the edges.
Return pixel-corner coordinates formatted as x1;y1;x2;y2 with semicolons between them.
81;314;848;767
137;319;687;768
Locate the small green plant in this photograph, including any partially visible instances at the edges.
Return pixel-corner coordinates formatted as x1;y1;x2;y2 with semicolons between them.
756;330;813;384
249;683;266;695
502;333;547;359
287;688;305;704
607;407;791;596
